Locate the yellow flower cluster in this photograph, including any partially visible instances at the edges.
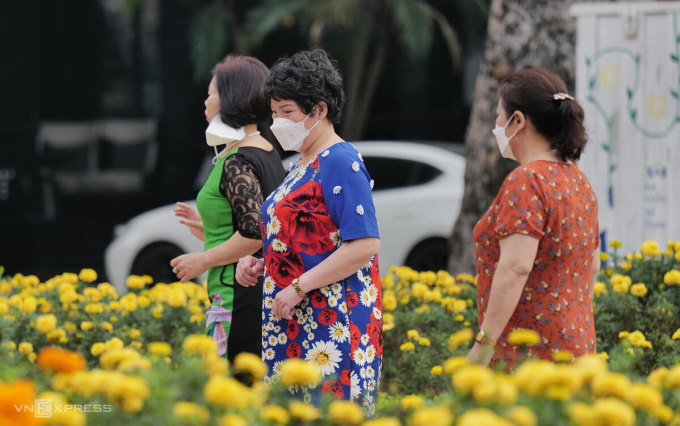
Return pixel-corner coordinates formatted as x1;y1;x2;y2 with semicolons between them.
52;369;150;412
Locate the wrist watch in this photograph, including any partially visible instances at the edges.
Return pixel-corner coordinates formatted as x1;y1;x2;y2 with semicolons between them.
291;278;306;298
475;329;497;346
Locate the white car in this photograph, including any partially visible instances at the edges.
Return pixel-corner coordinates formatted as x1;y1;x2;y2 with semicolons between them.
104;141;464;293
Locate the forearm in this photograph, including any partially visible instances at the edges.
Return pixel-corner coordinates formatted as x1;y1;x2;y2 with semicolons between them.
297;237;380;293
479;264;530;340
202;232;262;269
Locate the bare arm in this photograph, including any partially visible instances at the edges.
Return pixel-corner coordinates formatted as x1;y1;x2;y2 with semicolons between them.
272;237;380;319
590;249;601;299
467;233;539;365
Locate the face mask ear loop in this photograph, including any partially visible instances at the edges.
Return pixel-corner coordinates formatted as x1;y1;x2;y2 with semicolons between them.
211;146;219;165
505;113;517;141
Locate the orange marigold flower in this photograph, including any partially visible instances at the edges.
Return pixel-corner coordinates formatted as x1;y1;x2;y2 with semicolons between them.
0;379;42;426
36;346;86;373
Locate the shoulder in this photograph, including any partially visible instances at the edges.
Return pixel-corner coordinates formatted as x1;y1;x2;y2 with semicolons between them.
318;141;365;169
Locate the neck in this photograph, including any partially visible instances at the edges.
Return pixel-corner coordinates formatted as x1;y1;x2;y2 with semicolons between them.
299;121;341;162
515;135;559;164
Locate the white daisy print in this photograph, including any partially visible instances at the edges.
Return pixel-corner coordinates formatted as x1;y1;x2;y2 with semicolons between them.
365;345;376;363
264;348;275;360
267;203;275;215
263;277;276;295
331;283;342;293
370;179;375;189
360;289;373;307
353;348;367;366
333;185;342;194
356;204;364;215
304;324;311;332
302;340;310;349
309;321;318;330
268;335;278;346
338;302;348;313
363;275;371;286
267;215;281;237
357;270;364;282
329;230;342;247
327;296;337;307
328;322;350;343
271;239;288;252
305;340;342;376
266;322;275;331
372;307;382;320
360;366;367;379
274;325;281;333
350;372;361;400
264;376;272;385
322;149;330;157
320;286;332;297
307;332;315;341
367;379;376;392
278;333;288;345
264;297;274;309
358;152;363;161
361;334;370;346
273;360;284;375
351;161;360;172
304;393;312;403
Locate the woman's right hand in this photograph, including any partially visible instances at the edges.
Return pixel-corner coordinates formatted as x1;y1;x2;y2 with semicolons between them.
174;202;204;241
236;255;264;287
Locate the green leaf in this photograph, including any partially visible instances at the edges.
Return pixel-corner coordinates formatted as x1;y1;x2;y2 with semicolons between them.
393;0;434;59
244;0;315;50
189;4;230;83
671;53;679;62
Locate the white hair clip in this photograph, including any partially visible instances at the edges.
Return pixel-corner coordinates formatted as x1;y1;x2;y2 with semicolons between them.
553;92;574;101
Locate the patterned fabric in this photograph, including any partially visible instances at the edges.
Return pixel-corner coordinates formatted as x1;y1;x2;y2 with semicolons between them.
259;142;382;414
473;160;599;366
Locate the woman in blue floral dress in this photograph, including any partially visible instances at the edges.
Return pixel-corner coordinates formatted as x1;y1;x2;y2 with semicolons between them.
236;49;382;415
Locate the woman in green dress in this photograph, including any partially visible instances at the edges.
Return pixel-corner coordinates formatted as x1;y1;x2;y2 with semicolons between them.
170;55;285;361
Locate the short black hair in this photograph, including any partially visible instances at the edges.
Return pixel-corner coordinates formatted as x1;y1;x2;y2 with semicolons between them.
264;48;345;124
212;55;270;128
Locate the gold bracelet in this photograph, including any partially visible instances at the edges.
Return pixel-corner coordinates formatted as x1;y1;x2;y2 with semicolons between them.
474;329;497;346
291;278;306;298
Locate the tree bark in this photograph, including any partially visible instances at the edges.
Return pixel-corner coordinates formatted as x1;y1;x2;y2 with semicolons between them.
447;0;581;274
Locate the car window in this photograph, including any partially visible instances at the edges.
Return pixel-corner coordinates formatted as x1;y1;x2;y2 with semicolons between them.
363;156;442;190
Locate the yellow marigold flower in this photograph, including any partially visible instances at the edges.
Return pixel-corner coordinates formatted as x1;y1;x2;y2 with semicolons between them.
37;346;86;373
618;331;630;339
383;291;397;311
569;401;594;426
91;342;107;356
410;405;454;426
443;356;469;374
641;240;661;257
400;342;415;351
448;328;473;350
552;350;574;363
182;334;216;356
173;401;210;423
100;348;148;371
507;328;540;346
168;288;187;307
406;329;420;341
328;400;364;425
126;275;147;290
599;252;608;262
630;283;647;297
452;364;494;394
218;413;248;426
18;342;33;355
120;293;138;312
21;296;38;314
610;240;622;249
85;303;105;314
647;367;669;387
593;281;606;297
400;394;424;411
620;262;632;271
362;417;401;426
610;273;632;293
663;269;680;285
261;405;290;425
204;376;252;409
279;358;321;387
652;405;674;423
591;397;636;426
592;372;630;398
625;382;663;411
36;314;57;334
47;328;66;343
508;406;537;426
137;295;150;308
671;328;680;340
79;268;97;283
573;354;608;384
97;282;118;298
101;322;113;332
147;342;172;357
431;365;443;375
457;408;510;426
288;400;321;421
0;299;9;314
129;329;141;339
454;314;464;321
204;352;229;377
665;364;680;389
627;330;652;348
418;337;431;346
234;352;268;380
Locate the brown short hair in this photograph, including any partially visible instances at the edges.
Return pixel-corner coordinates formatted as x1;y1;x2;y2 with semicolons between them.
212;55;270;128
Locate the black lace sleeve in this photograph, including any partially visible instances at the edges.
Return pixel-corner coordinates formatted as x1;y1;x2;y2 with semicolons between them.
219;154;263;240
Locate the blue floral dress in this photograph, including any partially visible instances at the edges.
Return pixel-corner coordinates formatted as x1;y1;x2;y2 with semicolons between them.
259;142;382;414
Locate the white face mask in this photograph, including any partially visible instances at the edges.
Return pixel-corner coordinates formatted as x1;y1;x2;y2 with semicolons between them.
270;113;320;151
492;115;517;160
205;114;246;164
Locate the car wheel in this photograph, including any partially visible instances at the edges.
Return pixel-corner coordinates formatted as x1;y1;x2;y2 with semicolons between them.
130;242;184;284
405;238;449;272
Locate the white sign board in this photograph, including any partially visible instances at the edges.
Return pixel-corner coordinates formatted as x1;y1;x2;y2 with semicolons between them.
572;2;680;254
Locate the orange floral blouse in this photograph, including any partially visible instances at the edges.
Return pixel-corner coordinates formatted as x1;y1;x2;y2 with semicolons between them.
473;160;599;366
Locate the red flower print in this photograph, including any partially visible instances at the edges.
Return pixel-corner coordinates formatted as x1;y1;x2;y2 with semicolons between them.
366;317;383;358
265;249;305;288
276;181;337;255
286;320;299;340
309;157;319;169
310;291;327;309
318;308;337;326
349;322;361;358
286;341;301;358
346;292;358;308
339;369;351;386
321;380;344;399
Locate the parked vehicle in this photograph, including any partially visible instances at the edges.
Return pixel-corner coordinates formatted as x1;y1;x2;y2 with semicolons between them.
104;141;465;293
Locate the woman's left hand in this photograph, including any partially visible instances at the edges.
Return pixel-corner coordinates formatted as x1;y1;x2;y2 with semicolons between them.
272;285;303;320
170;252;208;283
466;342;495;366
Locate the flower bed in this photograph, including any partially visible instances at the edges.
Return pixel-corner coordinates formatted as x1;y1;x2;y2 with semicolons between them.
0;239;679;425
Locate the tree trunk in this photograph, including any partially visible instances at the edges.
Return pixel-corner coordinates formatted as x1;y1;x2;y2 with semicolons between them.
447;0;581;274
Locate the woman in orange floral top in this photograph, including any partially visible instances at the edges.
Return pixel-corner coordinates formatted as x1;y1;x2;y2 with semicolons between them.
467;68;600;368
